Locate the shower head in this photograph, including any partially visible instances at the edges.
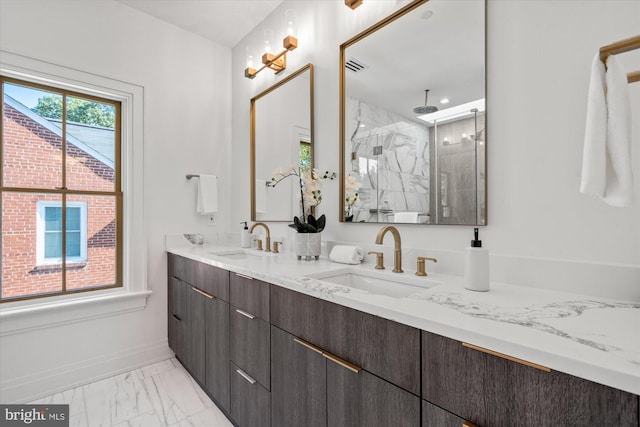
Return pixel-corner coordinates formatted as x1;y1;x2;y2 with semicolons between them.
413;89;438;114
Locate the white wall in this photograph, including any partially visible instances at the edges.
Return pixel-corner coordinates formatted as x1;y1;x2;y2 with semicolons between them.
231;0;640;292
0;0;231;402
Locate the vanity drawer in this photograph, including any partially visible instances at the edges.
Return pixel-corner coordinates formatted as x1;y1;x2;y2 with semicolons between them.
271;285;420;395
230;362;270;427
230;305;270;390
168;254;229;301
422;331;639;426
230;272;270;321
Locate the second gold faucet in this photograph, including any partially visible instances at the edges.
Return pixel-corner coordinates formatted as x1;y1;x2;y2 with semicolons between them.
249;222;271;252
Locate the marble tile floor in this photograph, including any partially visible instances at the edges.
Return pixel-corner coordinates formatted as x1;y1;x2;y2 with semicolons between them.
30;358;233;427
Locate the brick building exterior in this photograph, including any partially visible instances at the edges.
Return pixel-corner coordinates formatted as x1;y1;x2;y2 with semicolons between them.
2;95;116;299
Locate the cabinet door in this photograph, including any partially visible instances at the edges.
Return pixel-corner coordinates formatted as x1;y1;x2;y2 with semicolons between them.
271;326;326;427
423;331;639;426
422;400;464;427
205;297;230;411
168;277;187;358
230;362;270;427
196;262;229;301
185;286;206;386
271;285;420;395
230;307;270;389
230;273;270;321
327;360;420;427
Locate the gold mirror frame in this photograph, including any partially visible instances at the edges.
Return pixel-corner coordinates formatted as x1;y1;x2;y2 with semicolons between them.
250;63;314;221
339;0;487;225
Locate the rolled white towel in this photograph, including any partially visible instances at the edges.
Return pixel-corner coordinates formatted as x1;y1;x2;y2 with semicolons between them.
329;245;364;265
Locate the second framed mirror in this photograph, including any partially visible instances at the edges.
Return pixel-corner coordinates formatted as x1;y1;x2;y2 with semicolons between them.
251;63;314;221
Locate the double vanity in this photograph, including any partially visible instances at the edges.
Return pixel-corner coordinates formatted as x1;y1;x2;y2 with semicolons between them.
166;235;640;427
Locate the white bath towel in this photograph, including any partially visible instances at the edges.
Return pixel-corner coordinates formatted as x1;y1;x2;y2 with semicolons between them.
329;245;364;265
580;53;634;206
394;212;420;223
197;174;218;214
256;179;267;213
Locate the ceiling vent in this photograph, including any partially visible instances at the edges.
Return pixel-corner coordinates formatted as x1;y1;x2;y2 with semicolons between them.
345;57;369;73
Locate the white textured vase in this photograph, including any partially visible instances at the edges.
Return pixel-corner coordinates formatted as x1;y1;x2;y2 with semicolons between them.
295;233;322;260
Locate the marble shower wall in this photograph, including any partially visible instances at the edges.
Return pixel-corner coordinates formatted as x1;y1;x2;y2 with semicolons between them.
430;113;486;225
346;97;430;223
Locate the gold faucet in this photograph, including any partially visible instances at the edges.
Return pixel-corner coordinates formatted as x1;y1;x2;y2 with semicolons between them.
375;225;403;273
249;222;271;252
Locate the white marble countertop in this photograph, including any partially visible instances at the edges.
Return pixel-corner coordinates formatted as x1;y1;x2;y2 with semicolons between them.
166;238;640;396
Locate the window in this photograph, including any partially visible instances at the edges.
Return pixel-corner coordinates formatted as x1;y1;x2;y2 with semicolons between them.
36;201;87;265
1;76;122;302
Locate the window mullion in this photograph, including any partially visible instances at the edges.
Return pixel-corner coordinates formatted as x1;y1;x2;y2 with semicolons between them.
61;94;67;291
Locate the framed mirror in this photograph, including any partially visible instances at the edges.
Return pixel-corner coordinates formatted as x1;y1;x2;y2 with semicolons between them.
340;0;486;225
251;63;313;221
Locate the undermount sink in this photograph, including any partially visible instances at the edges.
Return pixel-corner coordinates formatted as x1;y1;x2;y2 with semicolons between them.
305;268;440;298
207;249;276;260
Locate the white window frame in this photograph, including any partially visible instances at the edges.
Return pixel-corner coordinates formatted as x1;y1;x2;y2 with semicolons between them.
35;201;88;266
0;51;149;336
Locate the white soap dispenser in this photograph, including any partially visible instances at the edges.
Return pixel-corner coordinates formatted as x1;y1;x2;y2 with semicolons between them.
464;228;490;292
240;222;251;248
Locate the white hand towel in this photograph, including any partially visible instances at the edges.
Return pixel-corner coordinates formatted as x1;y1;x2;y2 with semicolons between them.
256;179;267;213
580;53;634;206
394;212;419;223
329;245;364;265
197;174;218;214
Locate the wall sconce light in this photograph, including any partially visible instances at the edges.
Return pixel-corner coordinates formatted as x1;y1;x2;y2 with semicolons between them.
345;0;363;9
244;11;298;79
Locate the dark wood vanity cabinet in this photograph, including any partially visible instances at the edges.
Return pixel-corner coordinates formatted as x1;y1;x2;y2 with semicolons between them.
270;326;327;427
270;284;421;426
167;254;230;411
229;272;271;424
270;283;420;395
168;255;639;427
422;331;639;426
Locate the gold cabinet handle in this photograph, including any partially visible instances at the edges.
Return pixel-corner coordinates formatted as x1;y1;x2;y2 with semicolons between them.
192;287;215;299
235;368;257;385
235;309;256;320
235;273;254;280
322;351;362;373
293;336;361;373
462;342;551;372
293;337;323;355
463;421;479;427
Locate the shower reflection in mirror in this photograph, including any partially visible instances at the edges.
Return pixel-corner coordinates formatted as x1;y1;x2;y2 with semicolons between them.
345;98;485;225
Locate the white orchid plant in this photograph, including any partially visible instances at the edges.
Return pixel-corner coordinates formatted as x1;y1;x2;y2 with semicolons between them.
344;173;362;221
269;164;336;232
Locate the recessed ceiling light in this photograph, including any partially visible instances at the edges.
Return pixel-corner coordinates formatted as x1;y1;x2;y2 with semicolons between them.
440;98;450;104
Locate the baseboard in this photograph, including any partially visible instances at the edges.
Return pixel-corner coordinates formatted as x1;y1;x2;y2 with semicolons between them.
1;338;173;403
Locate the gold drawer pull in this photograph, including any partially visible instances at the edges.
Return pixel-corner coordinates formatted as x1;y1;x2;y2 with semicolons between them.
235;368;257;385
235;273;254;280
192;287;215;299
293;337;361;373
236;309;256;320
462;342;551;372
322;351;362;374
463;421;479;427
293;337;323;355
